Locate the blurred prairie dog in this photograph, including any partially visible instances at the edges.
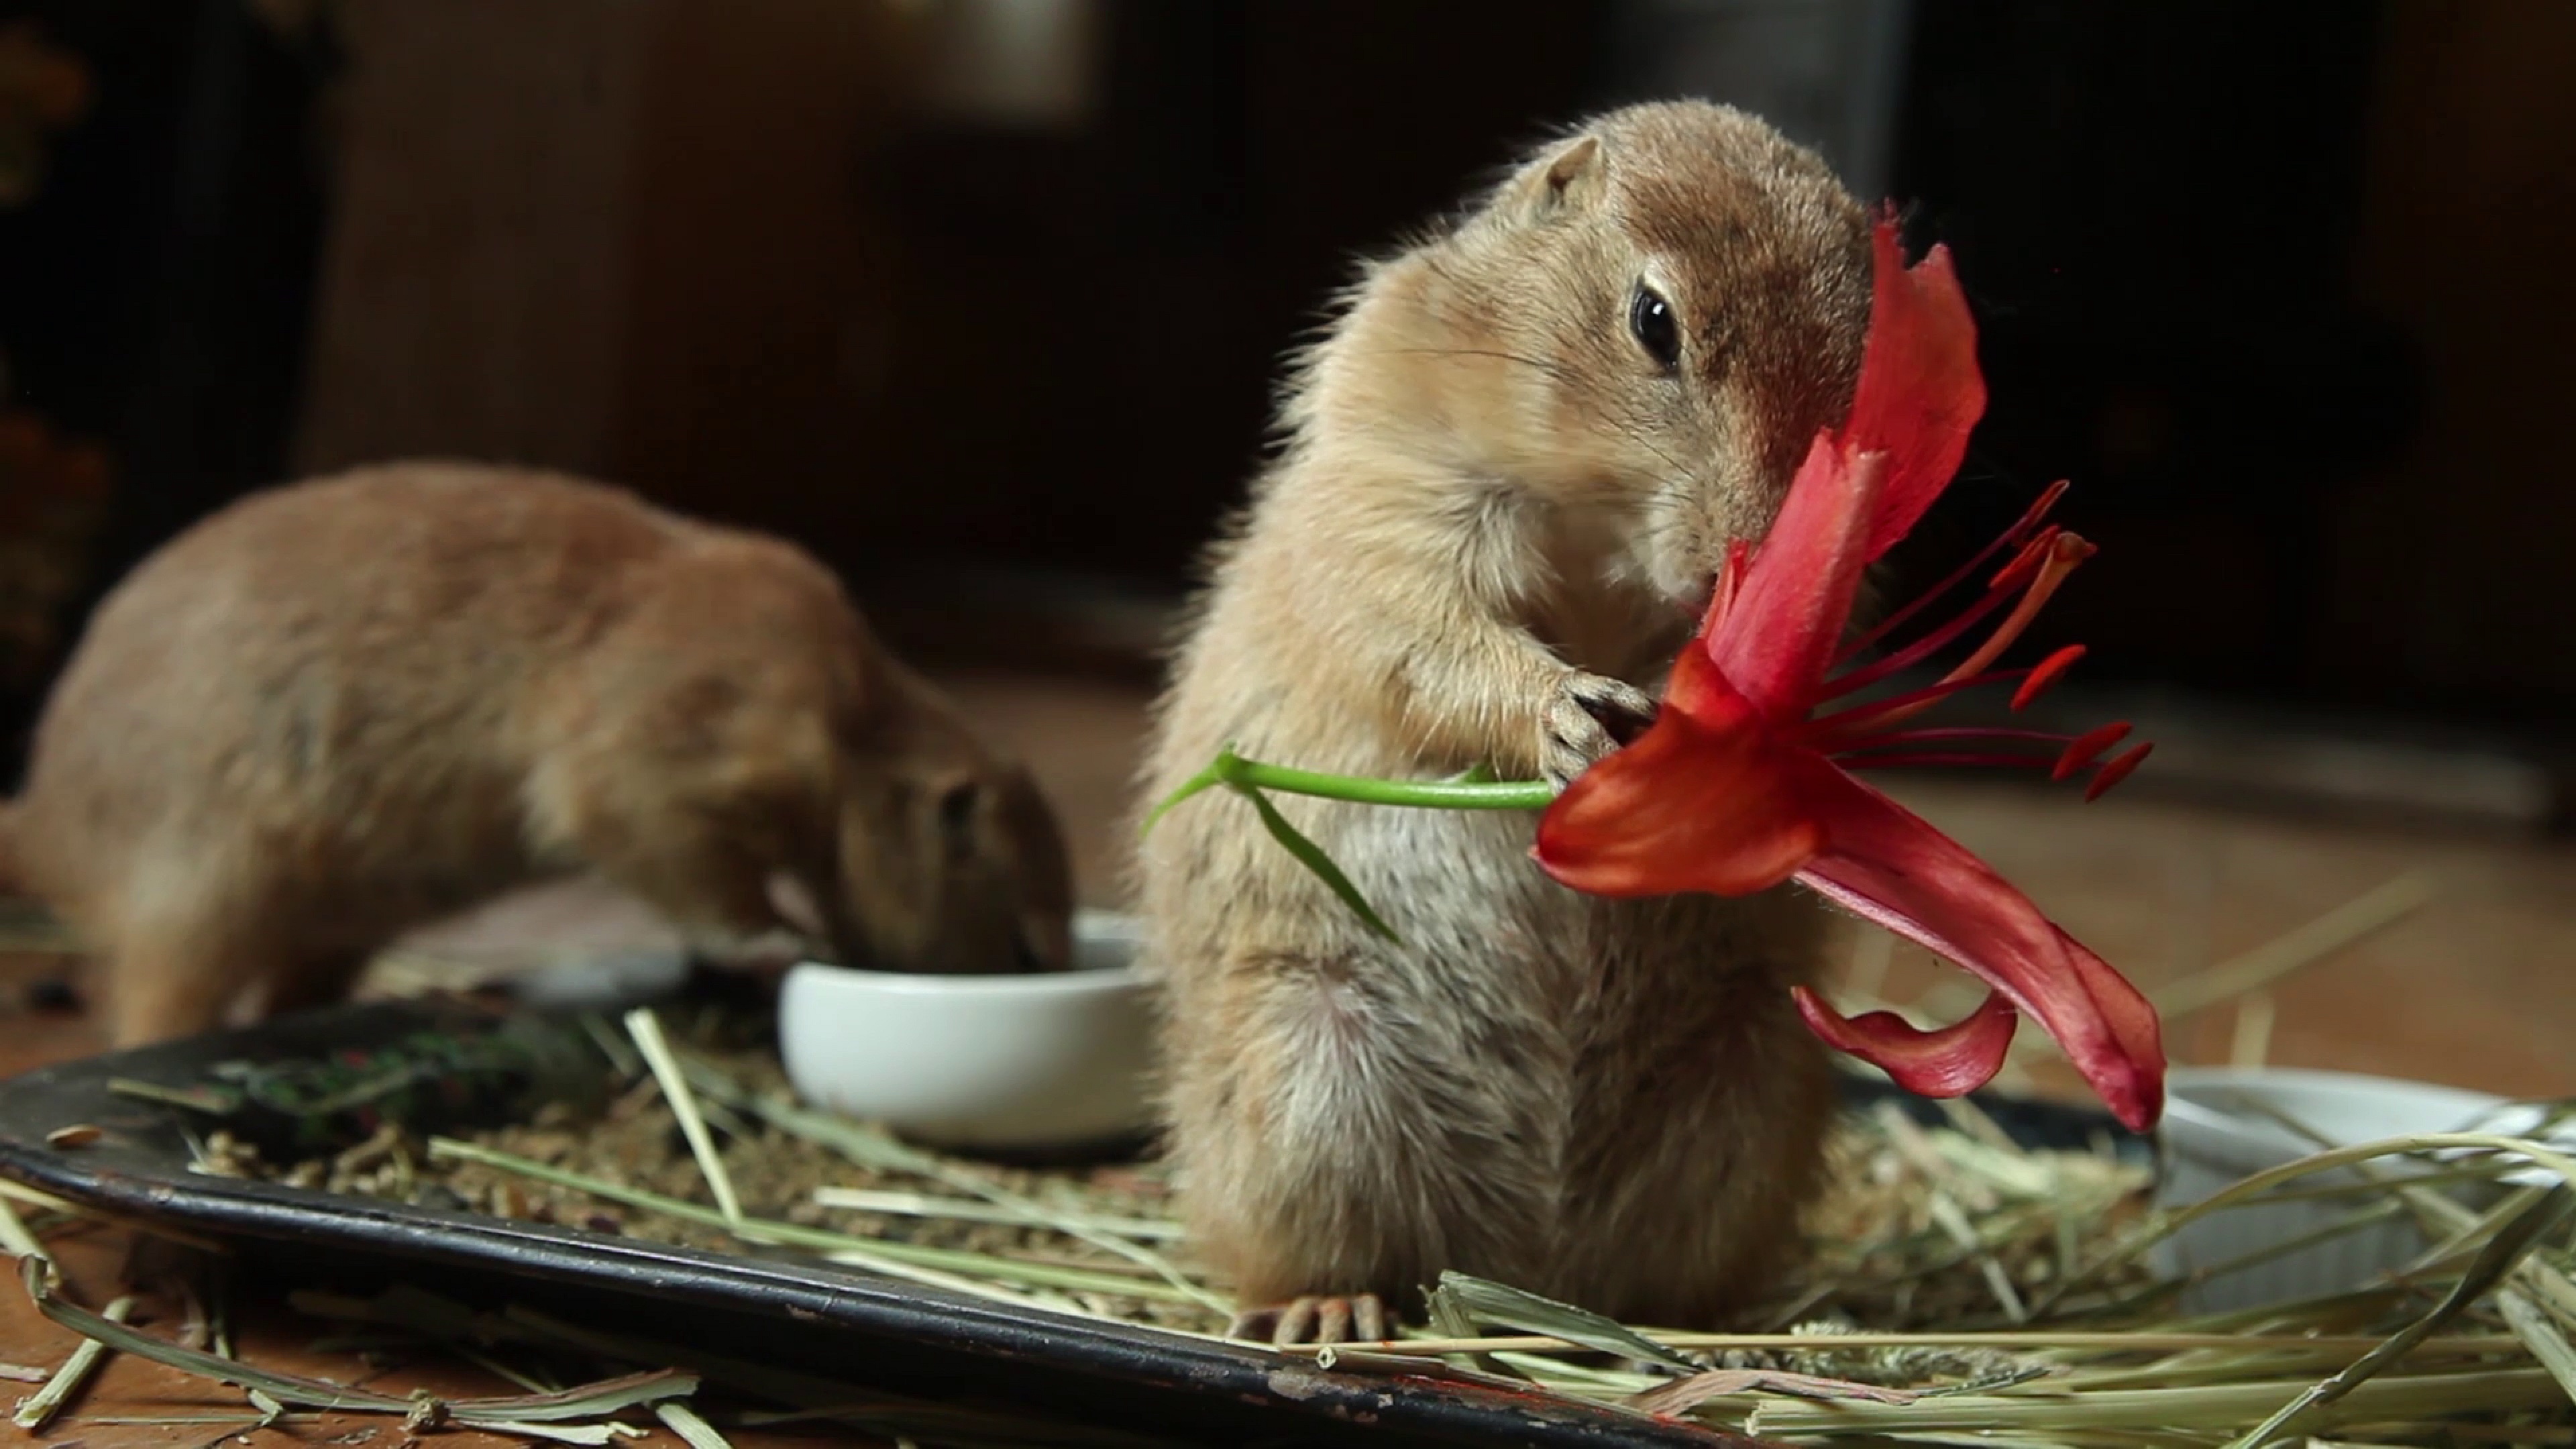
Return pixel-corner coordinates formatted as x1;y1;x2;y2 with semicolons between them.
1137;102;1874;1341
3;462;1073;1047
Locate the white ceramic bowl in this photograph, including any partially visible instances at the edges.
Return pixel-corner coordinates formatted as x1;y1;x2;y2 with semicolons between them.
777;909;1155;1152
2152;1067;2560;1313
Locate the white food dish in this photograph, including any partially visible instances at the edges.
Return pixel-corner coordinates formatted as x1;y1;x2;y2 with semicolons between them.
2152;1066;2563;1313
777;909;1156;1152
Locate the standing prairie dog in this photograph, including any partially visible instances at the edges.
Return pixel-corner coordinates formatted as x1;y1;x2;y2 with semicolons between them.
3;462;1073;1047
1137;102;1874;1342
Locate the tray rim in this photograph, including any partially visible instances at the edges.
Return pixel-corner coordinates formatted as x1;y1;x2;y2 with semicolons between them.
0;998;1764;1449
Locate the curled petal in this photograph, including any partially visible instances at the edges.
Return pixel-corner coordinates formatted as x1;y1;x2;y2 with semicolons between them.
1786;760;2164;1129
1674;539;1754;718
1792;986;2019;1099
1845;217;1989;561
1535;649;1825;898
1705;442;1888;721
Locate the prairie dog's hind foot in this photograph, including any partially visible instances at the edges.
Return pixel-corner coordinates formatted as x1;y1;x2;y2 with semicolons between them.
103;922;278;1049
1226;1293;1391;1347
1542;671;1658;792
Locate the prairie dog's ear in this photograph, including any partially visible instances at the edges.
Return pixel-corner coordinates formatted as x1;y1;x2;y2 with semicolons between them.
1515;133;1603;221
894;757;989;864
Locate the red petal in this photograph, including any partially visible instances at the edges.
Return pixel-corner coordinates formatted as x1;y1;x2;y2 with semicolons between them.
1674;539;1754;718
1703;440;1888;720
1534;649;1826;898
1785;760;2164;1129
1792;986;2019;1098
1845;219;1989;562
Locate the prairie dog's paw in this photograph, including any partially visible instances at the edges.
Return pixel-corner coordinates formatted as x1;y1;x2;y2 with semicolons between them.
1542;671;1658;792
1226;1293;1391;1346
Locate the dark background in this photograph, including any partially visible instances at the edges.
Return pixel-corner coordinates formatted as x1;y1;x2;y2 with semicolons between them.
2;0;2570;786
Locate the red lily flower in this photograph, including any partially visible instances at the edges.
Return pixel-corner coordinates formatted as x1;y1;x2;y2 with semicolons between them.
1533;217;2165;1132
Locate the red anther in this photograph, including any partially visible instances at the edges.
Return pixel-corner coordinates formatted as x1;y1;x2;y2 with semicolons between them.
2084;741;2154;801
2052;721;2133;780
2017;480;2072;534
2011;645;2088;712
1990;529;2059;590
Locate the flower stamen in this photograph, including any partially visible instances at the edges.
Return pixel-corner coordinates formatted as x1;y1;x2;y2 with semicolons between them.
1830;725;2071;753
2084;742;2154;801
1819;526;2092;712
1804;666;2029;743
2053;722;2134;780
2011;645;2088;711
1835;480;2071;665
1935;532;2096;686
1836;751;2065;772
1821;564;2037;703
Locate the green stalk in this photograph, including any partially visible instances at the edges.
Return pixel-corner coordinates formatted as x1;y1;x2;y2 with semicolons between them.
2224;1184;2576;1447
676;1055;1226;1313
427;1137;1193;1302
1739;1367;2565;1433
2042;1130;2576;1311
13;1291;131;1430
623;1008;744;1228
1207;755;1554;812
14;1258;689;1440
0;1191;49;1275
1234;784;1401;942
1139;748;1556;940
1141;747;1550;837
2498;1289;2576;1405
654;1400;735;1449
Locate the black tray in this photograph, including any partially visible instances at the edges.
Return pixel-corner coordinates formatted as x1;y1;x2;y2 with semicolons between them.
0;998;2140;1448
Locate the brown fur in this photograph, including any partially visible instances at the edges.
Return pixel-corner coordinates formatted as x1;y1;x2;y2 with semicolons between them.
0;800;20;898
5;462;1073;1047
1135;102;1872;1330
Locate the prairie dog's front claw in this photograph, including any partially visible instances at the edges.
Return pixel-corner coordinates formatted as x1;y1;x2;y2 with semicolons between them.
1226;1292;1391;1346
1542;670;1658;792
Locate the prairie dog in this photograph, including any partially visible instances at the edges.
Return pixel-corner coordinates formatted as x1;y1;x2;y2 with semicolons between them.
5;462;1073;1046
1137;102;1873;1340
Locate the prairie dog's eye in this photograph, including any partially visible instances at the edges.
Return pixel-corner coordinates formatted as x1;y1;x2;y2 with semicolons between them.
1629;285;1680;371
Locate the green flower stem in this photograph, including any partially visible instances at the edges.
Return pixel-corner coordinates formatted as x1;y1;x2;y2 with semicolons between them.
1138;749;1558;945
1215;756;1555;812
1142;748;1552;837
1234;784;1402;943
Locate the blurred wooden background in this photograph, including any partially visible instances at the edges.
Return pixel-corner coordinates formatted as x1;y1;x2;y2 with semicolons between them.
0;0;2569;806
